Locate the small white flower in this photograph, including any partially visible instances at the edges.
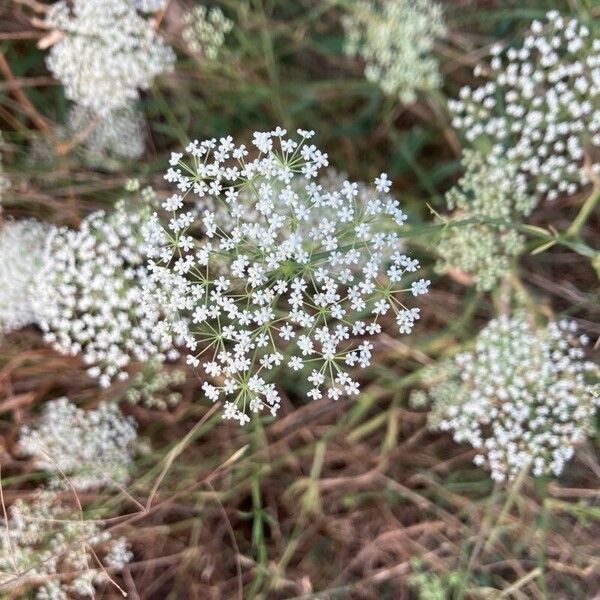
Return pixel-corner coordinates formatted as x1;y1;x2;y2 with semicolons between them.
374;173;391;193
411;278;430;296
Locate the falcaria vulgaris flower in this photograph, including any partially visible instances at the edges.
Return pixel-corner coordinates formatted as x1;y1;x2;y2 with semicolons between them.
44;0;175;116
0;219;55;335
417;315;600;482
18;397;138;491
342;0;446;103
143;128;429;425
37;201;178;388
449;11;600;200
0;490;132;598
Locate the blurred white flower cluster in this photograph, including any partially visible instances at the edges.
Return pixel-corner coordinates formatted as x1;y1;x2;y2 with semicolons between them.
420;315;600;482
132;0;166;12
435;151;536;290
19;397;138;491
0;220;54;335
144;128;429;424
43;0;175;162
124;359;186;409
37;201;178;387
183;5;233;60
67;104;145;166
4;397;137;594
0;490;132;599
450;11;600;200
342;0;445;103
44;0;175;115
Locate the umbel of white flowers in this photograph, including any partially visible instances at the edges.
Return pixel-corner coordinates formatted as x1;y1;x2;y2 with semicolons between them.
44;0;175;116
124;359;186;409
182;5;233;60
449;10;600;200
415;315;600;482
66;104;145;165
36;200;178;387
0;220;55;335
435;150;536;291
0;490;132;599
133;0;166;11
143;127;430;425
342;0;446;103
19;397;138;491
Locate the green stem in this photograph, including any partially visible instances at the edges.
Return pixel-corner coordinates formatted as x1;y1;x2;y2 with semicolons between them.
248;419;269;598
482;463;529;556
566;186;600;238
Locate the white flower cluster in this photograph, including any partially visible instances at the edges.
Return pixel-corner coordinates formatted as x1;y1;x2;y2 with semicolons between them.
132;0;165;12
19;397;138;491
182;5;233;60
425;315;600;482
44;0;175;116
450;11;600;200
144;128;429;425
67;104;145;165
0;490;132;599
124;360;186;409
342;0;445;103
38;202;177;388
435;151;536;290
0;220;54;335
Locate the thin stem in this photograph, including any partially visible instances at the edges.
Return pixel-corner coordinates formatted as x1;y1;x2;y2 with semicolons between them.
0;50;52;134
566;186;600;238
